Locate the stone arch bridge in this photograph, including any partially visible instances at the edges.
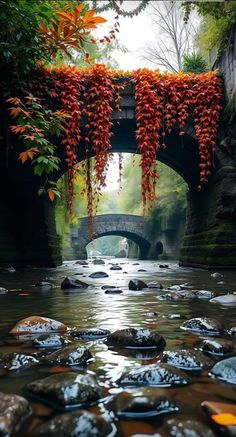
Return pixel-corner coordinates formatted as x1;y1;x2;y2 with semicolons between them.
70;214;164;260
0;30;235;268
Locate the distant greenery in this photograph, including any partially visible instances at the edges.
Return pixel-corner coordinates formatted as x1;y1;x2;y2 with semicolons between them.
182;53;208;73
181;1;236;54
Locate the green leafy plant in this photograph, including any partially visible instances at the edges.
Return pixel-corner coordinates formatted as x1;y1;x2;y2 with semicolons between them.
182;53;208;74
7;94;70;200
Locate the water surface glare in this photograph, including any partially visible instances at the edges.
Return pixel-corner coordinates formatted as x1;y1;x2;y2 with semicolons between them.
0;259;235;436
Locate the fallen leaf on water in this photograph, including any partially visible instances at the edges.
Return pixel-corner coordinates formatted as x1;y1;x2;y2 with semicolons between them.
212;413;236;426
48;366;71;373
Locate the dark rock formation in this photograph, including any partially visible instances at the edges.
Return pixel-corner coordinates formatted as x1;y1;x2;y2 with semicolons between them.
159;349;214;371
61;277;89;289
106;328;166;349
181;317;222;335
0;392;32;436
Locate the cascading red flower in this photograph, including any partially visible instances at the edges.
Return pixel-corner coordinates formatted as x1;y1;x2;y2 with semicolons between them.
30;66;222;218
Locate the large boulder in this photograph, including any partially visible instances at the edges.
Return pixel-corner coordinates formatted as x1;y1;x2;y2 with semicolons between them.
159;349;214;371
61;277;89;289
181;317;222;335
105;388;178;418
106;328;166;349
45;345;92;366
210;357;236;384
26;372;101;409
32;410;114;436
0;353;38;371
92;259;105;265
117;363;191;387
0;392;32;436
10;316;69;334
129;279;147;290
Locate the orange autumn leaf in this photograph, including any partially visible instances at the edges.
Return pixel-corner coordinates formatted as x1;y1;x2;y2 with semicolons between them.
18;147;39;163
211;413;236;426
47;189;55;202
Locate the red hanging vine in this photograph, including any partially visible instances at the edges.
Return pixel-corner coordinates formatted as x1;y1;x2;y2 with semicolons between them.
50;66;85;213
10;66;222;221
193;72;222;188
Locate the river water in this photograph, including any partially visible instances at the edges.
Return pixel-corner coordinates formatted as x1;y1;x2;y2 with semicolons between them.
0;259;235;436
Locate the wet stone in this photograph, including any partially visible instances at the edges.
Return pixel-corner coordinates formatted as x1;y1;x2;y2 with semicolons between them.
105;288;123;294
61;277;89;289
229;327;236;337
210;294;236;305
101;285;116;290
117;363;191;387
26;372;101;409
75;260;88;265
92;259;105;265
211;272;223;278
195;290;214;299
210;356;236;384
0;392;32;436
147;282;163;290
106;388;178;418
106;328;166;349
137;269;147;272
110;265;122;270
0;352;39;370
129;279;148;290
34;281;53;288
32;409;114;437
159;349;214;371
33;334;71;348
89;272;109;278
164;418;215;437
45;345;92;366
10;316;69;334
159;264;169;268
200;338;236;356
181;317;222;335
0;287;8;294
70;328;110;340
168;285;182;291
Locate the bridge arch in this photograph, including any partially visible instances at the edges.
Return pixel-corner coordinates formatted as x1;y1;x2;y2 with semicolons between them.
71;214;156;260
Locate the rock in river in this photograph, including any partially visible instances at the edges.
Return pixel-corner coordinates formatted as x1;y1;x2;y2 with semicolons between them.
110;265;122;270
106;328;166;349
34;281;53;289
105;388;178;418
210;294;236;305
210;356;236;384
105;288;123;294
45;345;92;366
229;326;236;337
117;363;191;387
70;328;110;340
0;392;32;436
181;317;222;335
33;334;71;348
92;258;105;265
32;410;114;437
89;271;109;278
164;418;215;437
128;279;148;290
159;349;214;371
10;316;69;334
61;277;88;289
0;352;39;370
26;372;101;409
200;338;236;356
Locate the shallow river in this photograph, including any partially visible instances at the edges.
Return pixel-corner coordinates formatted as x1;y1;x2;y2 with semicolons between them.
0;259;235;436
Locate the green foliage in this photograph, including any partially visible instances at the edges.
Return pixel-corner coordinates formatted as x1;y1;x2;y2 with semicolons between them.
181;1;236;53
0;0;67;77
182;52;208;73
